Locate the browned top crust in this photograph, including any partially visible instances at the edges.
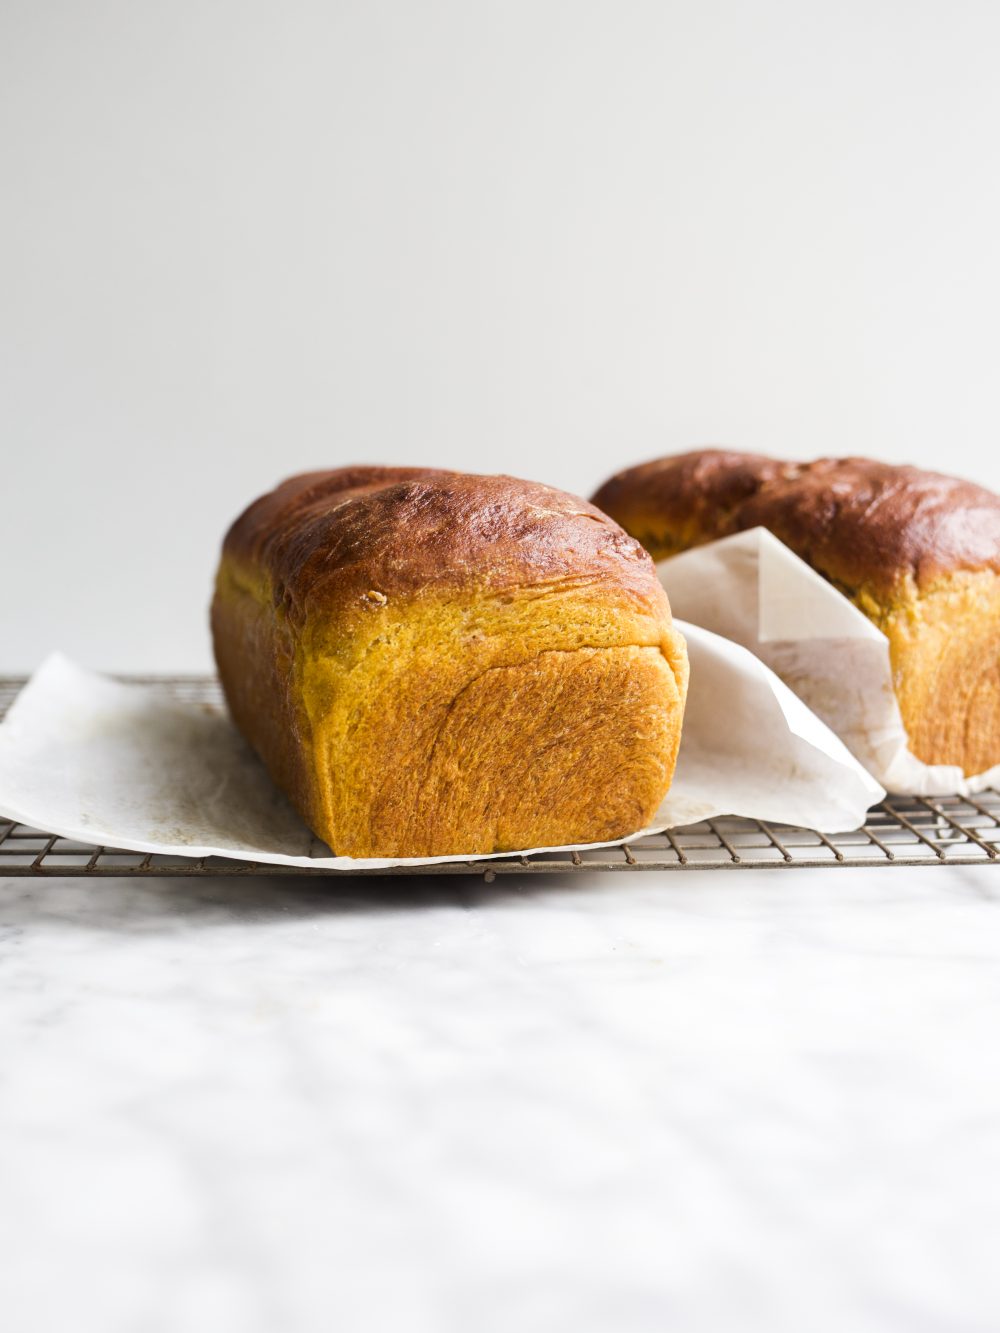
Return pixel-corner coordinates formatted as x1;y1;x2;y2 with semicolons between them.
222;466;666;625
591;450;1000;596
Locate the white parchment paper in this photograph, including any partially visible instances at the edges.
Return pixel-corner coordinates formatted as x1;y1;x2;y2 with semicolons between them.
0;625;882;869
660;528;1000;796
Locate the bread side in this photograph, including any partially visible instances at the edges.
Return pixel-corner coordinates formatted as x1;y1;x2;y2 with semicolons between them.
880;571;1000;775
212;468;689;856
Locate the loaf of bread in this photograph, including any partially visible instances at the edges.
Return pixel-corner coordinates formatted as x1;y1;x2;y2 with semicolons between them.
592;450;1000;776
212;467;689;857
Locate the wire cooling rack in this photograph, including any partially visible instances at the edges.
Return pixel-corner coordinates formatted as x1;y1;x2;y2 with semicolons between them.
1;676;998;877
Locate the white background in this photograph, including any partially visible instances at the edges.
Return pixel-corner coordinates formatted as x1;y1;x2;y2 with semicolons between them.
3;0;1000;671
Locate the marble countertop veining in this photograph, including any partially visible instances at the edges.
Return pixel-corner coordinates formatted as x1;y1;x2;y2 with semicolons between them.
2;868;1000;1333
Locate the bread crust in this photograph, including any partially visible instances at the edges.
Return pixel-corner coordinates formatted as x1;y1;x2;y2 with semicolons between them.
592;450;1000;597
592;450;1000;775
212;467;688;856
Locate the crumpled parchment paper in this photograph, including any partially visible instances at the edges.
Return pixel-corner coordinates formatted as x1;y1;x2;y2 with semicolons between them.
0;625;883;870
659;528;1000;796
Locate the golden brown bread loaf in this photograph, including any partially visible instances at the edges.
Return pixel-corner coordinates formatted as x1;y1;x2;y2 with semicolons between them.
592;450;1000;776
212;467;689;857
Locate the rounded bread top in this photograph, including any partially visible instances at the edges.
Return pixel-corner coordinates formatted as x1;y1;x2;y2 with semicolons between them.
592;449;1000;594
223;466;670;619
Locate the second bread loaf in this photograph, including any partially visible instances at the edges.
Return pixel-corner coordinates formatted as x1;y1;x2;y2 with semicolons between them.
593;450;1000;776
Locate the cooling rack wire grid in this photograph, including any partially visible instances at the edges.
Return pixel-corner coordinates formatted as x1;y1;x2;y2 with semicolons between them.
1;677;997;877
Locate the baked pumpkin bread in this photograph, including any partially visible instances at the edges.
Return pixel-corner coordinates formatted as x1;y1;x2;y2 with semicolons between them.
592;450;1000;776
212;467;689;857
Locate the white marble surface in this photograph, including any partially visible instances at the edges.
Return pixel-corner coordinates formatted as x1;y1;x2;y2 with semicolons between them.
2;868;1000;1333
